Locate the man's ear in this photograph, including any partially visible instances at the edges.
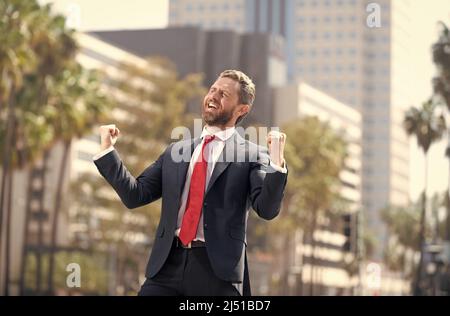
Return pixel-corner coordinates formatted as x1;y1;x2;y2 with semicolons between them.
234;104;251;125
238;104;250;116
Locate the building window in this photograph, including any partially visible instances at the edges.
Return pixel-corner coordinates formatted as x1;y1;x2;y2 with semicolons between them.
342;180;357;190
322;48;331;57
364;84;374;92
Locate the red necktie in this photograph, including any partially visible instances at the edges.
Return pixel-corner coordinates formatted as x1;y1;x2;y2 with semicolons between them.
179;135;216;246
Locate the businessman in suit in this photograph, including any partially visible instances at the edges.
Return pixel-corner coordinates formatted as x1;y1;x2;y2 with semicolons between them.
93;69;288;296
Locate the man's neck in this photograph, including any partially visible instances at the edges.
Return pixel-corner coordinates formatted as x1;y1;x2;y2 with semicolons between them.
206;124;235;132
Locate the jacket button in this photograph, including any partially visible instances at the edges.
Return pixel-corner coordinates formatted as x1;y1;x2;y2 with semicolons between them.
204;224;208;230
203;202;208;207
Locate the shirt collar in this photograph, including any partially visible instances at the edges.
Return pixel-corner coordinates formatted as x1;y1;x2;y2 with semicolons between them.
201;125;236;142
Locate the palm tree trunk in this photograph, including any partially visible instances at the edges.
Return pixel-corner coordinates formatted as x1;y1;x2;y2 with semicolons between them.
414;154;429;295
48;140;71;294
309;212;318;296
19;169;34;295
36;149;50;294
446;188;450;240
446;129;450;240
4;167;14;296
1;83;16;295
282;232;293;295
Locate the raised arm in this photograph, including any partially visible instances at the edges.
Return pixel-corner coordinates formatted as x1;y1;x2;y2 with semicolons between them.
93;124;165;209
248;131;288;220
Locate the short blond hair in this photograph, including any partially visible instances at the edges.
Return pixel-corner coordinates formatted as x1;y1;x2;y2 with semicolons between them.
219;69;255;106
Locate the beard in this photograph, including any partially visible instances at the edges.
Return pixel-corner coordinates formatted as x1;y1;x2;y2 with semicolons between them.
202;106;234;126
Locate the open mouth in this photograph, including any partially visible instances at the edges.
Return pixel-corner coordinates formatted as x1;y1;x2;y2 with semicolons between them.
207;102;218;110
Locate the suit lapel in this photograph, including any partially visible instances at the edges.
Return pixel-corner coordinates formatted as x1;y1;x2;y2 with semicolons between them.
176;137;201;204
205;132;246;195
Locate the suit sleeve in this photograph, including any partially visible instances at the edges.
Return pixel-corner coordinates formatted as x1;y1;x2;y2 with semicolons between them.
248;146;288;220
94;147;168;209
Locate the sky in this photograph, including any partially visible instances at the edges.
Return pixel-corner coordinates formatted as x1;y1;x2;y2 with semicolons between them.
39;0;450;202
39;0;169;30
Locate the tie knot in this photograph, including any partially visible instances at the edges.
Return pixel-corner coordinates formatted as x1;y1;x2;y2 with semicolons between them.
204;135;215;145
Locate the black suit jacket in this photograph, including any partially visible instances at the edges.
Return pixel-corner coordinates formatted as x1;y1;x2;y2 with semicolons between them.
94;132;288;295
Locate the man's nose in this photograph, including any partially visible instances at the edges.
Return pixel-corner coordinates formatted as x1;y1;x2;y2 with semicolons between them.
209;91;220;100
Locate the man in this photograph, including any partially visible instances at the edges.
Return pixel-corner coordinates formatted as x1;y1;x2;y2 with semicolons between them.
94;70;287;296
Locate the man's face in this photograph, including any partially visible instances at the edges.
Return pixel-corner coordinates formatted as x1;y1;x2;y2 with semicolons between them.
202;77;245;128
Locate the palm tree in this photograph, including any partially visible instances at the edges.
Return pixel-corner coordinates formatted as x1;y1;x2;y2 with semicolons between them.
381;202;424;289
25;6;79;294
403;98;446;295
0;0;34;259
432;22;450;241
46;63;113;294
267;116;347;295
0;0;111;295
0;0;44;295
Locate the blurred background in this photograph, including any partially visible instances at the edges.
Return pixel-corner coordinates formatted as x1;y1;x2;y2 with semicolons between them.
1;0;450;296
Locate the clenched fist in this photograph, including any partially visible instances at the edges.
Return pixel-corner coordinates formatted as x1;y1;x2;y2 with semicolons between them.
267;130;286;168
99;124;120;151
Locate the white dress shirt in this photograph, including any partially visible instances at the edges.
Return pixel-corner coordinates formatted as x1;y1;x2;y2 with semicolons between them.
174;125;236;241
